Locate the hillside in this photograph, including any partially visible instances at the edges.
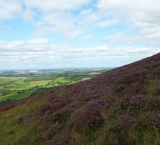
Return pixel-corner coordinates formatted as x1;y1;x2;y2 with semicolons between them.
0;53;160;145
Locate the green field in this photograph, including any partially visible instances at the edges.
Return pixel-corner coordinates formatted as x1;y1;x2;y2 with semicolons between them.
0;70;106;104
30;80;52;87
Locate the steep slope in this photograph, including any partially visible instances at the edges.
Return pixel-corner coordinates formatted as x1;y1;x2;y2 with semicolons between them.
0;53;160;145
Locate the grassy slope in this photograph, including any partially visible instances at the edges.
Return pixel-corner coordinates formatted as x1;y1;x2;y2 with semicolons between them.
1;53;160;145
30;80;52;87
0;78;13;84
0;92;33;102
0;93;48;145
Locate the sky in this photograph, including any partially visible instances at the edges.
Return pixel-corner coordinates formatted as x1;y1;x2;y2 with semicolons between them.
0;0;160;70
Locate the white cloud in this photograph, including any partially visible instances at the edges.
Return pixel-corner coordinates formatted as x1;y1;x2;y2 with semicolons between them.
23;0;91;12
0;38;159;69
22;9;35;21
105;33;132;45
24;0;160;44
0;0;22;21
97;0;160;22
105;31;160;47
22;0;92;34
95;19;119;28
65;30;84;40
78;9;101;29
0;0;94;39
98;0;160;47
0;0;160;70
80;9;92;15
82;34;94;40
28;38;49;44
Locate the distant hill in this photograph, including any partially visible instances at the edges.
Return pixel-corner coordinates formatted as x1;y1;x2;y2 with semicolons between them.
1;53;160;145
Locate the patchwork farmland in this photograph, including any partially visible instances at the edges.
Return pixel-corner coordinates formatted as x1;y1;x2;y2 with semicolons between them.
0;69;107;104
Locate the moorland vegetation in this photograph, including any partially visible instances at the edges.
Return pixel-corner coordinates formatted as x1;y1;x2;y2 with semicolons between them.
1;53;160;145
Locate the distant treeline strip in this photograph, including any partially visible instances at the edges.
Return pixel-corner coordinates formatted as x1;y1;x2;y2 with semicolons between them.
24;75;59;82
0;99;16;106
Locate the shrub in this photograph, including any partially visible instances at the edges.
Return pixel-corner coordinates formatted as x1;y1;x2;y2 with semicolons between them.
37;122;62;140
69;99;107;131
109;115;135;145
150;114;160;128
109;114;133;133
145;96;160;112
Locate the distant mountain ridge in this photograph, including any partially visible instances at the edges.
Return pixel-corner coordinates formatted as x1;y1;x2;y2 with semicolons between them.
1;53;160;145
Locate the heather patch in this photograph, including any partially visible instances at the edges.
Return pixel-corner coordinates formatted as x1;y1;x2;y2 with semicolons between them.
120;94;143;112
109;115;133;133
37;122;62;140
145;96;160;112
150;114;160;129
69;99;108;131
108;115;135;145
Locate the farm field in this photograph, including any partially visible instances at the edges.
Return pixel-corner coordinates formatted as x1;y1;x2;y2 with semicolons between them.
0;69;108;105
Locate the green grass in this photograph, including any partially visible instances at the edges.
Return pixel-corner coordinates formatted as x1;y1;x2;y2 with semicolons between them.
0;78;13;84
0;77;53;102
0;95;48;145
0;73;96;103
81;77;90;81
54;77;71;83
24;75;57;82
7;81;30;90
0;91;33;102
0;77;77;102
146;79;160;96
30;80;52;87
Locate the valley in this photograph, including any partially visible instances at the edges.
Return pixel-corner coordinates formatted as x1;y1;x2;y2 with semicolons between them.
0;69;108;105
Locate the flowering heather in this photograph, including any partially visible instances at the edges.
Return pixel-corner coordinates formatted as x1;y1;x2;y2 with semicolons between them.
69;99;107;131
150;114;160;128
109;114;133;132
37;122;62;140
145;96;160;112
130;94;142;106
117;115;133;127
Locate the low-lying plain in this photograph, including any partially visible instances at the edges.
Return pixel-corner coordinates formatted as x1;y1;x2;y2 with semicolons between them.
0;70;105;104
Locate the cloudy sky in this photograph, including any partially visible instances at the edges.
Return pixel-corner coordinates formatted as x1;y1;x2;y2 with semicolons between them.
0;0;160;70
